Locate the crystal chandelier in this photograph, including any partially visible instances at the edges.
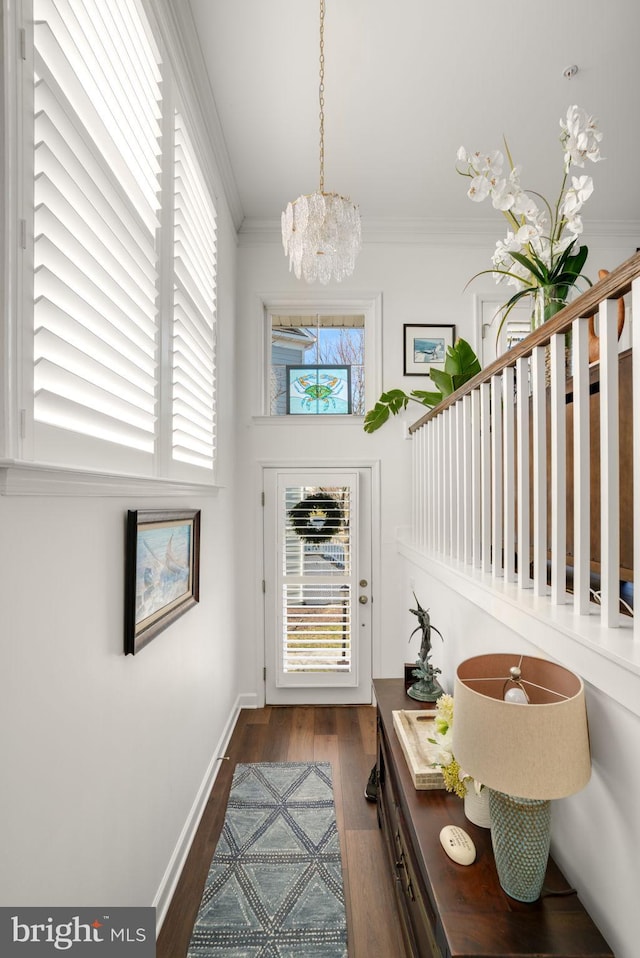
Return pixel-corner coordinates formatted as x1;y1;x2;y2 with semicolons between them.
281;0;361;284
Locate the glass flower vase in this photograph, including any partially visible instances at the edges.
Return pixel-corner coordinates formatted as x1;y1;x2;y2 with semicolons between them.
531;285;573;380
531;285;567;330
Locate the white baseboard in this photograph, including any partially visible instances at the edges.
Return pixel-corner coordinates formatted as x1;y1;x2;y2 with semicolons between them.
237;692;259;710
153;692;259;935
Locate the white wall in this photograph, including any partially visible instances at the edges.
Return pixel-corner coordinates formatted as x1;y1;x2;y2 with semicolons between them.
0;210;240;928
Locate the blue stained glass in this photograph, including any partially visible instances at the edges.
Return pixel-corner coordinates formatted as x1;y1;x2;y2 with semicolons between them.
286;365;352;415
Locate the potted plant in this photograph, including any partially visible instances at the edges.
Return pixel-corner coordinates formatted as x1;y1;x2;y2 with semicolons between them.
363;338;480;433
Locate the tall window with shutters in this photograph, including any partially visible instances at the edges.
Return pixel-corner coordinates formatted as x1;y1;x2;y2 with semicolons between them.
25;0;217;481
172;113;217;472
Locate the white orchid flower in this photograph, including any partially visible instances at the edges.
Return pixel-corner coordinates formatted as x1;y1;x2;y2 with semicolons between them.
530;208;549;233
561;175;594;216
501;258;529;290
478;150;504;174
430;728;454;766
458;104;603;307
467;175;491;202
561;105;603;169
492;231;521;266
511;191;539;219
490;178;517;212
565;214;584;235
464;149;504;178
516;223;541;245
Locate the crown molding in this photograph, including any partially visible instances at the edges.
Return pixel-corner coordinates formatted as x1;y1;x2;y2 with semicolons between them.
238;216;640;249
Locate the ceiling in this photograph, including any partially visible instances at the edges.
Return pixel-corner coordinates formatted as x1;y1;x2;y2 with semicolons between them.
185;0;640;240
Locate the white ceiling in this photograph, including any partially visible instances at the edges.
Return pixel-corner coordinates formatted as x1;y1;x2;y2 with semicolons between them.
185;0;640;240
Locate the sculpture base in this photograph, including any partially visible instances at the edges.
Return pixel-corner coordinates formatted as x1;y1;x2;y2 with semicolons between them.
406;677;444;702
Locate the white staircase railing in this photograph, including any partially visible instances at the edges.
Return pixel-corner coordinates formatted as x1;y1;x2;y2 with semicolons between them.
409;252;640;638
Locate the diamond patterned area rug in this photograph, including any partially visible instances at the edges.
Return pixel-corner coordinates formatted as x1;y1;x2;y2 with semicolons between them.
187;762;348;958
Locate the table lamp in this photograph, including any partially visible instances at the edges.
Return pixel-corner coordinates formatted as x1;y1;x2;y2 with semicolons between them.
452;653;591;902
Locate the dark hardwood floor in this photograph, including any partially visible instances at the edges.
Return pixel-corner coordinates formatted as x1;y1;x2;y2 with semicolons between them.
157;705;406;958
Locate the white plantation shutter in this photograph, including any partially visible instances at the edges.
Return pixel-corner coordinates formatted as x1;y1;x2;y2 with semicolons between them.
172;112;217;471
32;0;161;455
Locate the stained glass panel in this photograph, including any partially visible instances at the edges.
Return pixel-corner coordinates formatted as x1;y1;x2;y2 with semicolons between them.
286;365;352;415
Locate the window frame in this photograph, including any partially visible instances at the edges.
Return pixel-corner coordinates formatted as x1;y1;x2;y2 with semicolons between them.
0;0;220;494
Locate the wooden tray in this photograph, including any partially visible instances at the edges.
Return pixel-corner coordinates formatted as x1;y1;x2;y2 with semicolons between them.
392;710;445;790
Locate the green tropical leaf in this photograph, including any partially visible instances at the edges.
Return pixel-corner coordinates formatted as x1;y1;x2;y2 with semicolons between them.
453;338;482;377
430;366;453;397
363;338;482;432
560;244;589;280
363;402;392;433
379;389;410;414
510;251;547;285
451;372;473;391
443;349;460;377
464;266;535;292
525;246;552;278
410;389;442;407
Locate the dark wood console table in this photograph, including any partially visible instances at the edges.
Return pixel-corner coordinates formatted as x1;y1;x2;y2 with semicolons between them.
374;679;613;958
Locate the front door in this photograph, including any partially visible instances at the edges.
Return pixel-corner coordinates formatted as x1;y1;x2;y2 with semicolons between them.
263;468;372;704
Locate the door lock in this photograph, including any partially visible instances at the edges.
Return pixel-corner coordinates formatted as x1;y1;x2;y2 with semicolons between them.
359;595;368;605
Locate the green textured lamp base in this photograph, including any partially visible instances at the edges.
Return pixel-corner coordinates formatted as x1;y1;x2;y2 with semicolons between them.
488;790;551;903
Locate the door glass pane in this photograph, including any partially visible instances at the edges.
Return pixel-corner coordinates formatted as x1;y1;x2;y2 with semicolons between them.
281;484;352;674
282;584;351;672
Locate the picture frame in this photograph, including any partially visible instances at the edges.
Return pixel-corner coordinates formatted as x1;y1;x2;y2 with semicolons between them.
403;324;456;376
285;364;352;415
125;508;201;655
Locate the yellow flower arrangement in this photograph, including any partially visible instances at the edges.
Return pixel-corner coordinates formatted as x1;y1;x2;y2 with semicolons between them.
429;693;481;799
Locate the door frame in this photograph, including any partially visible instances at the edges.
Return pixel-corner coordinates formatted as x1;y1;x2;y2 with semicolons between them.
255;458;381;707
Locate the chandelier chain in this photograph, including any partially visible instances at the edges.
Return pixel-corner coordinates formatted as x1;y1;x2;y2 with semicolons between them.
319;0;325;193
280;0;361;284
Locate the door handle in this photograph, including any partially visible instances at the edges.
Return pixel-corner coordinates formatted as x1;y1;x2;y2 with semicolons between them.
359;595;368;605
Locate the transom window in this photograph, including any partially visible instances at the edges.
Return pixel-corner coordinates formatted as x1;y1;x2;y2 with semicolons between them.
270;314;365;416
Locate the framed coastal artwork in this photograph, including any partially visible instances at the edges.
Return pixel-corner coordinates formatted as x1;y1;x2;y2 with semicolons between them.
403;324;456;376
125;509;201;655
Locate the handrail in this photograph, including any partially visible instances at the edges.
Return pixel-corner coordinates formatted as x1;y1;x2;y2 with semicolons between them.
409;250;640;433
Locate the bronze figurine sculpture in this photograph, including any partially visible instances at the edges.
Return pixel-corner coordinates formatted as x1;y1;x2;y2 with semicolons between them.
407;593;444;702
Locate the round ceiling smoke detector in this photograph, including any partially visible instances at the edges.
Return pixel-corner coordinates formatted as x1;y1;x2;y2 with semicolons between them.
563;64;579;79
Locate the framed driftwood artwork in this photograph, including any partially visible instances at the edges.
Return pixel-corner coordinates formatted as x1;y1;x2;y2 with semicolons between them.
125;508;201;655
